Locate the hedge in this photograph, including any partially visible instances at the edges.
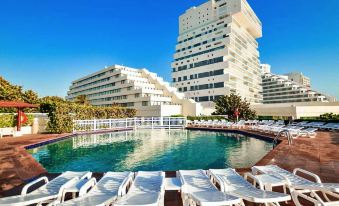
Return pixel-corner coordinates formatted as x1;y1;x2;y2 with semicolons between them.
0;114;34;128
40;102;136;133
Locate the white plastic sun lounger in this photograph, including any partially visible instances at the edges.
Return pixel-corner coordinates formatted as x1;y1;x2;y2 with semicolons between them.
114;171;165;206
252;165;339;206
0;171;92;206
296;128;317;138
320;123;339;131
208;169;290;206
53;172;133;206
178;170;242;206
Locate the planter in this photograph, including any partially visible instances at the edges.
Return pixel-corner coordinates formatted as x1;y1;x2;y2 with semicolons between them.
0;126;32;137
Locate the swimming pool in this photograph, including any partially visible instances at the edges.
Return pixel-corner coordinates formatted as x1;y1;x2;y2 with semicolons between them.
27;129;273;173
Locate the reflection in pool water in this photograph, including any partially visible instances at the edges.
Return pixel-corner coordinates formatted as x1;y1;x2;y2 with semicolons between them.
28;129;273;172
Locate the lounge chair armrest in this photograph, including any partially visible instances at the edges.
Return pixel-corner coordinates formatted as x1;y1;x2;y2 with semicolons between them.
21;176;49;195
118;173;134;196
244;172;265;190
56;177;79;203
82;172;93;180
293;168;322;183
79;177;97;197
181;184;189;194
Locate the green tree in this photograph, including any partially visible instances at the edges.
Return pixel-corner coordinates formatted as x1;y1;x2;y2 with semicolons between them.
0;76;39;112
40;96;67;104
74;95;89;105
212;93;256;121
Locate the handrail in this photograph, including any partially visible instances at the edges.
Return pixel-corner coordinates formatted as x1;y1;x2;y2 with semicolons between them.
273;129;293;148
73;117;187;133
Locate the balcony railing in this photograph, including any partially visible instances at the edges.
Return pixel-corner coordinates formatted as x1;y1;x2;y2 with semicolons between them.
73;117;187;133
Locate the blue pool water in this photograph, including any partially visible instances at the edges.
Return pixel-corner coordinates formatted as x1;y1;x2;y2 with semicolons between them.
27;129;273;172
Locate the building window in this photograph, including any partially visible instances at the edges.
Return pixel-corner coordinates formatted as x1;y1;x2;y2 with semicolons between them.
198;96;209;102
126;102;134;107
142;101;148;106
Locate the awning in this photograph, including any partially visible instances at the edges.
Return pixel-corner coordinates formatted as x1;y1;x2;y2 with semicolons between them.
0;101;38;108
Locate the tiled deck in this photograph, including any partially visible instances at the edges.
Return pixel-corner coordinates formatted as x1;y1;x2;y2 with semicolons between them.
0;128;338;206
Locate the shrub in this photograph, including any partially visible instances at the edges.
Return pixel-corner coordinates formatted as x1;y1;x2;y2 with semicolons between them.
40;102;136;133
298;113;339;123
319;113;339;121
0;114;34;128
170;114;185;117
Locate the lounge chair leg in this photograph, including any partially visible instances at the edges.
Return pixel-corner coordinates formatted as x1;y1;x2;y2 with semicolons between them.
291;192;303;206
322;191;331;202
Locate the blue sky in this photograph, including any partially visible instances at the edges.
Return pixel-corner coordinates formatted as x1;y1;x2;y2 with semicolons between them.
0;0;338;98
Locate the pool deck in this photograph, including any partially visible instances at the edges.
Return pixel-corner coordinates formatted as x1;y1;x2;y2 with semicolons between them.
0;128;338;206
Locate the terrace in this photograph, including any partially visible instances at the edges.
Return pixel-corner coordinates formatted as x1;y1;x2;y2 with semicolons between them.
0;121;338;206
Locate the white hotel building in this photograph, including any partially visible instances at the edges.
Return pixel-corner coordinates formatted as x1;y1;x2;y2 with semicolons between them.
66;65;202;117
172;0;263;109
262;73;334;104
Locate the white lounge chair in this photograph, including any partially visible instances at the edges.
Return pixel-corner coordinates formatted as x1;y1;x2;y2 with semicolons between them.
53;172;133;206
114;171;165;206
192;120;200;127
306;122;326;128
208;169;290;206
252;165;339;206
297;128;317;138
0;171;92;206
293;121;309;127
232;120;245;129
178;170;242;206
320;123;339;131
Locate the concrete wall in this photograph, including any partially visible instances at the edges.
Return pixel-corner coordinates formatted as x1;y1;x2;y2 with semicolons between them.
136;105;182;117
0;113;49;136
251;102;339;119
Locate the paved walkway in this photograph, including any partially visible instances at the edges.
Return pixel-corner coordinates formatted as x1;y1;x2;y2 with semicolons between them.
0;128;338;206
0;133;69;193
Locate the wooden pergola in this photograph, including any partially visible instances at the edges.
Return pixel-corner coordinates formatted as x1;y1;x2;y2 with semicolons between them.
0;101;38;131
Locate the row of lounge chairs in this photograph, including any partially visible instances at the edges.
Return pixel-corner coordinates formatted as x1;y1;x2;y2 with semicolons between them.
188;120;246;129
291;121;339;130
249;123;318;138
188;120;319;138
0;171;164;206
1;165;338;206
188;119;339;132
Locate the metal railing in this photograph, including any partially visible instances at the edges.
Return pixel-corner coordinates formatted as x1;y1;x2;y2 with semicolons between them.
273;130;293;148
73;117;187;133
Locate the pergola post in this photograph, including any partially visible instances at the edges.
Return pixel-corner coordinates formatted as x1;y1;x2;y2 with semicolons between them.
17;108;22;132
0;101;38;137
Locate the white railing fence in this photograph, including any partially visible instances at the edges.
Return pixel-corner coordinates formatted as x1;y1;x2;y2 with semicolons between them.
73;117;187;133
